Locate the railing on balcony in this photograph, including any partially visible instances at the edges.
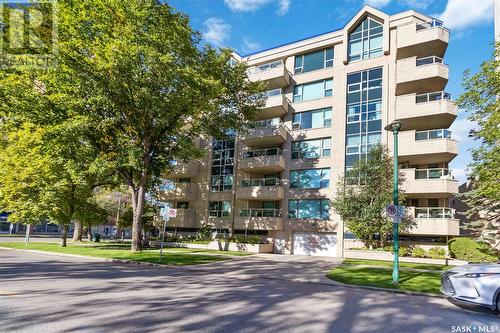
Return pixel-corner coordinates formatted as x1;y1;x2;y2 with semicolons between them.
416;19;444;31
414;207;455;219
415;168;454;180
247;60;284;74
415;129;452;141
415;91;451;104
239;208;282;218
242;147;283;159
241;178;282;187
250;117;283;129
416;56;444;66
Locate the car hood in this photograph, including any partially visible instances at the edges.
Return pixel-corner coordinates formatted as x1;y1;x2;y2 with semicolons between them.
447;263;500;274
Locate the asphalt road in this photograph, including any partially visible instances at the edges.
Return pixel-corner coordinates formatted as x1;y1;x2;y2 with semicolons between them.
0;249;498;333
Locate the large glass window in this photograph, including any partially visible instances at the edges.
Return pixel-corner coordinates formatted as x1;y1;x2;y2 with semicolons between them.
211;139;235;192
292;108;332;130
209;201;231;218
294;47;334;74
348;17;383;61
291;138;331;159
415;129;452;141
345;67;383;169
293;79;333;102
290;168;330;189
288;199;329;219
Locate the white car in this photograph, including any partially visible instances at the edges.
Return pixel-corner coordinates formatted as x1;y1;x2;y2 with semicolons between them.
441;263;500;311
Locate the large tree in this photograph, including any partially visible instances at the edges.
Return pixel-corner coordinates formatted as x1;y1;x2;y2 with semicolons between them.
331;144;409;248
457;42;500;246
1;0;264;252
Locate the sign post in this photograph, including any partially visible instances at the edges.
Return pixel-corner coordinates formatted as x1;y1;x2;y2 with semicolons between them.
159;206;176;263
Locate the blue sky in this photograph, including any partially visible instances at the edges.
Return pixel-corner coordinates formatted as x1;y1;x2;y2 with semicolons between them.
169;0;495;183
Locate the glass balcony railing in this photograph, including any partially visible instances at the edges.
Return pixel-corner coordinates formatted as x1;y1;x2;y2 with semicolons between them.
415;91;451;104
415;168;453;180
416;19;444;31
242;147;282;159
251;118;282;129
241;178;282;187
416;55;444;66
415;207;454;219
247;60;284;74
415;129;452;141
239;208;282;218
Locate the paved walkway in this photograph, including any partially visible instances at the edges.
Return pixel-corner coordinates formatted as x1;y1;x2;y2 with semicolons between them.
1;249;498;333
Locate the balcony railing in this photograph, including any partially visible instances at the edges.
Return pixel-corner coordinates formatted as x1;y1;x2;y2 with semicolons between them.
416;56;444;66
415;129;452;141
247;60;284;74
250;117;283;129
416;19;444;31
242;147;282;159
239;208;282;218
415;91;451;104
241;178;282;187
415;168;453;180
414;207;455;219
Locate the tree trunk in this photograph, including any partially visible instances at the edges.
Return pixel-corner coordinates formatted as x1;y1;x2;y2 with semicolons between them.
87;222;92;241
61;224;68;247
72;220;83;242
130;182;146;252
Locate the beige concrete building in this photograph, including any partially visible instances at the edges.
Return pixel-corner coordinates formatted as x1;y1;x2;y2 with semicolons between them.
159;5;459;257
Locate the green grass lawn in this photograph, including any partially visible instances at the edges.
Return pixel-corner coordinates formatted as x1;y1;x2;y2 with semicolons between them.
0;241;251;266
326;259;449;294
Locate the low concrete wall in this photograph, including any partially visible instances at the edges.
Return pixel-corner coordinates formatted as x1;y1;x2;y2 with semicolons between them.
163;241;274;253
345;250;467;266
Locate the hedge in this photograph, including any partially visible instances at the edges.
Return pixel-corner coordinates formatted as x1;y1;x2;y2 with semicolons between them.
448;238;499;263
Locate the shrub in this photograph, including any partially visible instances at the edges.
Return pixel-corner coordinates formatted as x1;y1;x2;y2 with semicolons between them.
427;247;446;259
196;224;214;241
411;246;427;258
398;246;412;257
448;238;499;263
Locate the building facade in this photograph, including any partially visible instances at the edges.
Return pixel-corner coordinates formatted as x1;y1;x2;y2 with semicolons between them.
159;6;459;256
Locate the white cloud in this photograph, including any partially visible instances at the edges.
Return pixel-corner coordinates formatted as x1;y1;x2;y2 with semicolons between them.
277;0;290;15
436;0;493;31
242;37;262;53
398;0;434;10
364;0;392;8
224;0;291;15
203;18;231;47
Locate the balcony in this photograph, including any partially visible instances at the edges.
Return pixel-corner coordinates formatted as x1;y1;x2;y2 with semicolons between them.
397;19;449;59
158;182;198;201
401;168;458;198
255;89;289;120
166;160;201;178
234;209;284;230
247;60;290;89
239;118;288;148
404;207;460;236
239;147;286;173
167;208;197;229
396;56;449;95
236;178;285;200
398;129;458;164
395;91;456;130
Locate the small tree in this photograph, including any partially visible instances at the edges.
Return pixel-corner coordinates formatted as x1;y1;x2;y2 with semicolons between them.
331;144;407;248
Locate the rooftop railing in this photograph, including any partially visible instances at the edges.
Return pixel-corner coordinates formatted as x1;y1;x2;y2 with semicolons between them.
415;129;452;141
416;55;444;66
415;91;451;104
239;208;282;218
240;178;282;187
416;19;444;31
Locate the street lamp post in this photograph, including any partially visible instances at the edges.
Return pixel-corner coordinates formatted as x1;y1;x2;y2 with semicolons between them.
385;120;402;285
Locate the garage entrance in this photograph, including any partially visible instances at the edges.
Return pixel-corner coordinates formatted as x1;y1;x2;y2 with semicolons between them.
292;232;337;257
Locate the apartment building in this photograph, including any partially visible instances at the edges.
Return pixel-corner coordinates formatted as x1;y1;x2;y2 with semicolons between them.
159;5;460;257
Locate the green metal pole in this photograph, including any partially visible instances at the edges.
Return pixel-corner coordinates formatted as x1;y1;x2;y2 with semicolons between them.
392;126;399;285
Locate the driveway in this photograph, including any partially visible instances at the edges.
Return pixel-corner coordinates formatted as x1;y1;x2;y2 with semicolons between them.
0;249;498;333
